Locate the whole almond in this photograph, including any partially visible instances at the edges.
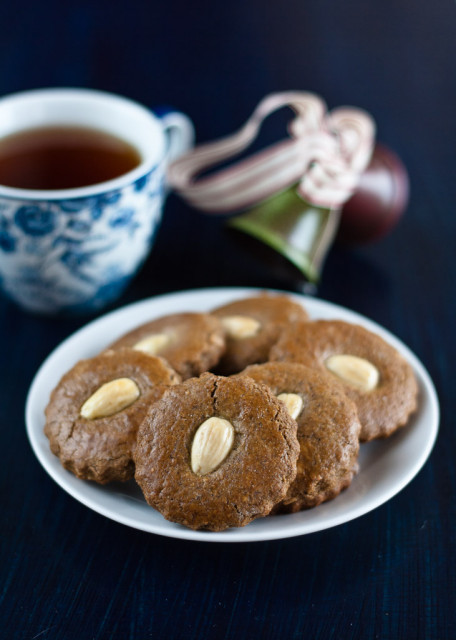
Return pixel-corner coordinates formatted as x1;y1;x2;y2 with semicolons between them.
221;315;261;339
133;333;171;356
80;377;140;419
325;354;379;392
191;417;235;475
277;392;303;420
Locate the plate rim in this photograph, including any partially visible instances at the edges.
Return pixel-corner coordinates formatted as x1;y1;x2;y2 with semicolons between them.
25;286;440;542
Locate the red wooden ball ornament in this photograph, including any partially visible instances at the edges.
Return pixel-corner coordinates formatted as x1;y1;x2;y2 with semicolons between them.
338;144;410;245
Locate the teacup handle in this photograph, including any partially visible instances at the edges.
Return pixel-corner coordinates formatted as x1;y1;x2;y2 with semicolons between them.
155;107;195;163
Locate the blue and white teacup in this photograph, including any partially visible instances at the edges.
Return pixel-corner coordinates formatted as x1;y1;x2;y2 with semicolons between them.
0;88;194;314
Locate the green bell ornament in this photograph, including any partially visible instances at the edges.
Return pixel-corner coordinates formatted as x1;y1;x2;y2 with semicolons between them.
228;186;339;284
167;91;376;284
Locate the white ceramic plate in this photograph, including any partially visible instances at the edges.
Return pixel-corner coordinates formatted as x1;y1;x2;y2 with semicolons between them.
26;287;439;542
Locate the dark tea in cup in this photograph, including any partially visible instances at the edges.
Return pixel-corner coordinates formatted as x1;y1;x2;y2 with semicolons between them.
0;87;193;314
0;125;142;190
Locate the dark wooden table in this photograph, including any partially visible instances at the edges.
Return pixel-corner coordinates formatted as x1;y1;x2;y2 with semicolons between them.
1;1;454;638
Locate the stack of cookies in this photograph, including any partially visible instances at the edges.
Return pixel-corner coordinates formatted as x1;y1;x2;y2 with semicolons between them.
44;293;418;531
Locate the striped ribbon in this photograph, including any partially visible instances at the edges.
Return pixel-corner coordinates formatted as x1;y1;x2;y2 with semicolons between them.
167;91;376;213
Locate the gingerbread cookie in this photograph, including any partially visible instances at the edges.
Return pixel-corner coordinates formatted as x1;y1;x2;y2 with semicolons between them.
44;349;180;484
134;372;299;531
237;362;361;512
211;293;309;374
270;320;418;441
109;312;226;380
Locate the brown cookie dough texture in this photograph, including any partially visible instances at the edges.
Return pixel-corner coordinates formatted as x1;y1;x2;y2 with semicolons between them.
44;349;180;484
109;312;226;380
211;293;309;374
134;372;300;531
270;320;419;442
237;362;361;512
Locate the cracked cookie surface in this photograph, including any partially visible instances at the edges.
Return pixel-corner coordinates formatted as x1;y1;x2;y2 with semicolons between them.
237;362;361;512
134;372;299;531
44;349;180;484
270;320;419;441
108;312;226;380
211;293;309;374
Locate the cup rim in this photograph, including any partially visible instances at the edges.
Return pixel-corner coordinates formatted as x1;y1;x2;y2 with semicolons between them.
0;87;165;201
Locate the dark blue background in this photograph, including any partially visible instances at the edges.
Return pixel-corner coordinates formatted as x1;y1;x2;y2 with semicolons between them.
1;1;454;638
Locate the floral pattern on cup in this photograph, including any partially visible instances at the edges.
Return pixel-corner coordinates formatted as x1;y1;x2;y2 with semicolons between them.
0;168;164;314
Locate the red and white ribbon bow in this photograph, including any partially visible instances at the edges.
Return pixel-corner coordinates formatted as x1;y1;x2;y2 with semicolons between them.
167;91;376;213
